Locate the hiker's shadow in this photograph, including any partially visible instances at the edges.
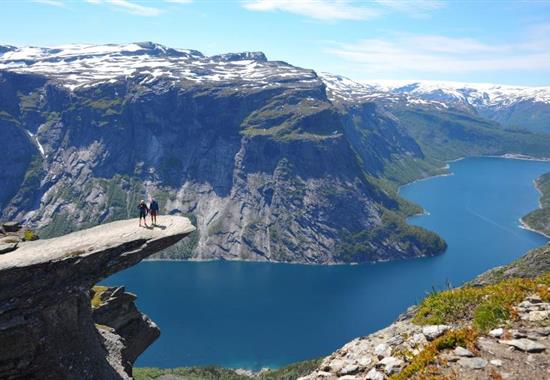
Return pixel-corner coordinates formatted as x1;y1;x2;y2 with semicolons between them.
153;224;167;230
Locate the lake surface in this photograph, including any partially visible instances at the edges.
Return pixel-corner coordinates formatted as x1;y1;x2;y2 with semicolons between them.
104;157;550;370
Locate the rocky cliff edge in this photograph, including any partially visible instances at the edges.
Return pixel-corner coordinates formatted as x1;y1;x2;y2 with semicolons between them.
0;216;195;380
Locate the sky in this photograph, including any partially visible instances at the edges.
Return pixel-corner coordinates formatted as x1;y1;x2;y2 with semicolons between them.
1;0;550;85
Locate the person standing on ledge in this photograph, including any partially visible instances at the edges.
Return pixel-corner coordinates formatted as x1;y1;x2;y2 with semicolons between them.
149;197;159;225
138;200;149;227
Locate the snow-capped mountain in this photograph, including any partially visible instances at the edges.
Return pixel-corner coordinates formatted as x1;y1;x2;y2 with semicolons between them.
0;42;317;91
320;73;550;132
2;42;548;118
321;73;550;108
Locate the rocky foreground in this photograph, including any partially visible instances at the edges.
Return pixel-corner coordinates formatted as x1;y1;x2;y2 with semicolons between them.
0;216;195;380
298;243;550;380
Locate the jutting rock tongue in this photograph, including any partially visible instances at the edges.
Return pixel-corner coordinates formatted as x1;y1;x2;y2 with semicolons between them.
0;216;195;380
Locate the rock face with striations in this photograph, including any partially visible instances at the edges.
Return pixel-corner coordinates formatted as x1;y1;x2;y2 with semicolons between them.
0;216;195;379
0;42;449;264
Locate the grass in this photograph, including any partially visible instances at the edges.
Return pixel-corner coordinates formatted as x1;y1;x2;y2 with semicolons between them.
389;328;478;380
134;367;249;380
22;229;37;241
133;358;322;380
413;273;550;332
91;285;109;308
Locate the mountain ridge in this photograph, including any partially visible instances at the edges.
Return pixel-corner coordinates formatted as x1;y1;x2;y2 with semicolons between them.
1;42;550;264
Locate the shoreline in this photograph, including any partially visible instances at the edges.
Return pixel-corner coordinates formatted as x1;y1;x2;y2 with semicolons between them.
518;217;550;239
147;154;550;265
518;175;549;238
397;152;550;195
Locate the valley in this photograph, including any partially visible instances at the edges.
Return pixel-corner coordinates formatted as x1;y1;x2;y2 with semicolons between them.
104;157;550;370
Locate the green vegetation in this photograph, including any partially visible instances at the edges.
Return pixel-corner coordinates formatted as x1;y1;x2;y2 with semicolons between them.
85;97;122;111
469;243;550;285
241;97;340;141
522;172;550;236
133;358;322;380
394;108;550;161
90;285;109;308
389;328;478;380
134;367;248;380
336;209;447;263
18;90;42;112
22;229;37;241
413;273;550;332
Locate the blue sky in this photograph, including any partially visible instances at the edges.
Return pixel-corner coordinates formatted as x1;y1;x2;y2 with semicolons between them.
2;0;550;85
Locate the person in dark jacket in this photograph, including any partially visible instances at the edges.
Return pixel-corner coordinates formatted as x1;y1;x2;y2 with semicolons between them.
149;198;159;225
138;200;149;227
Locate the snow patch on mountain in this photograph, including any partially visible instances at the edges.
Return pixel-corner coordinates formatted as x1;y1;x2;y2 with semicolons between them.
320;73;550;110
0;42;317;91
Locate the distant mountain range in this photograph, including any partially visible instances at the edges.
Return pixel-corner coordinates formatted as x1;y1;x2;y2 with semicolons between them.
322;73;550;133
1;42;549;263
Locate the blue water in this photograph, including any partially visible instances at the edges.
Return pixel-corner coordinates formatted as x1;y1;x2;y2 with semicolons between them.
103;157;550;370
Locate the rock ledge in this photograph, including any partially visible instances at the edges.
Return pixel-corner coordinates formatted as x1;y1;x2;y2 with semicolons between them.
0;216;195;380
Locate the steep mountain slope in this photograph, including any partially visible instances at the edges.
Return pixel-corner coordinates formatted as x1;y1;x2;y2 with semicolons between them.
0;42;447;264
1;43;550;263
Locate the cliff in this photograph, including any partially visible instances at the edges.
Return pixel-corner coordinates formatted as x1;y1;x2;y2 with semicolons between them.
0;46;447;264
0;216;195;379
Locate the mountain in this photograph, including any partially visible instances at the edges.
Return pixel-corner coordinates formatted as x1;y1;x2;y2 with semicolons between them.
321;73;550;134
1;42;550;263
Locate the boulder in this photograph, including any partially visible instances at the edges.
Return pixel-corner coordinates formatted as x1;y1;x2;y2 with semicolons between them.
2;221;20;233
365;368;385;380
378;356;403;374
422;325;451;340
457;357;487;369
0;242;18;255
374;343;391;358
489;328;504;338
499;338;546;353
454;346;474;357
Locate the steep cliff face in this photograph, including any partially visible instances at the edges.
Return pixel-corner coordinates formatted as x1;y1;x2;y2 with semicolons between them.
0;44;446;263
0;216;195;379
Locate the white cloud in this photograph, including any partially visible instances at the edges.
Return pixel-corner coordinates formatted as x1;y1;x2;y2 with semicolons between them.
326;33;550;75
33;0;67;7
242;0;380;21
85;0;192;16
242;0;444;20
107;0;162;16
85;0;163;16
373;0;444;15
